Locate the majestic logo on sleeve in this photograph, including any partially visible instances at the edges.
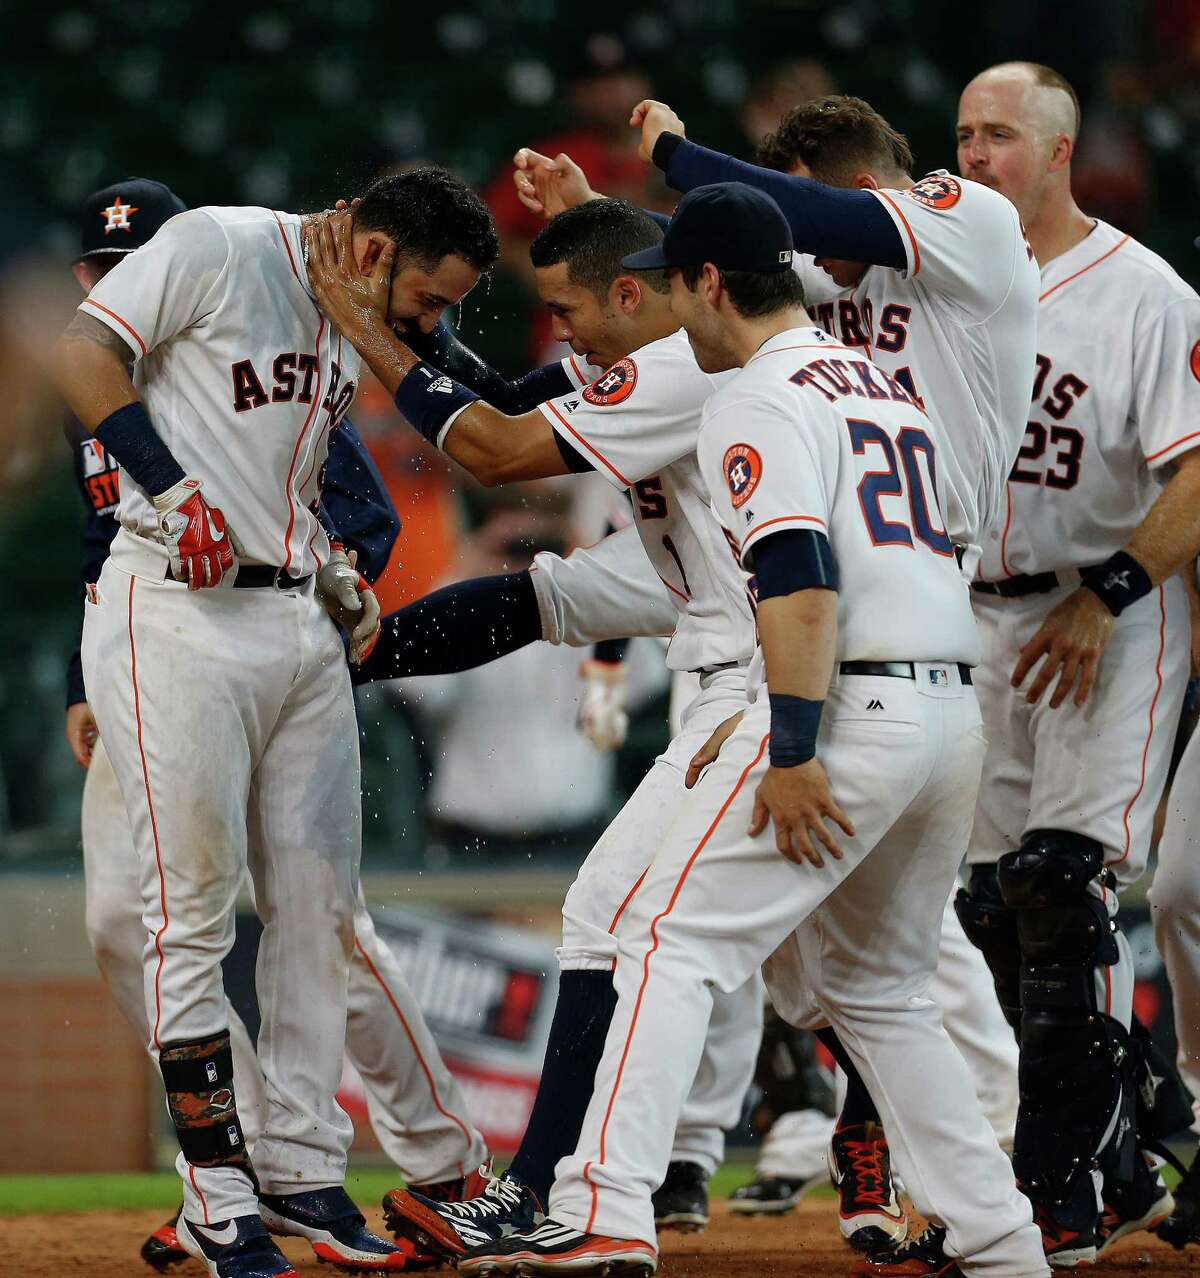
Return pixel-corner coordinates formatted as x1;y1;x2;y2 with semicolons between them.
101;196;139;234
1190;339;1200;384
905;174;962;211
582;358;638;406
723;444;763;509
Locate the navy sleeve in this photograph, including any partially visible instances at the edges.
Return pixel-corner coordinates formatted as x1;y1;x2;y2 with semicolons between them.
654;135;906;270
321;418;401;585
404;320;574;414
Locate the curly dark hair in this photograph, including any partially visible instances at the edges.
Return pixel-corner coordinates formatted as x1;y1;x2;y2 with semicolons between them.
755;95;913;186
353;168;499;272
530;198;669;299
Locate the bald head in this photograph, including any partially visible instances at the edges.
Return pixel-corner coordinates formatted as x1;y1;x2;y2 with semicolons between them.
964;62;1080;144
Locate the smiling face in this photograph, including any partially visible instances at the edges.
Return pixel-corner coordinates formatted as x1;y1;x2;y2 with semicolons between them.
534;261;642;370
386;251;481;334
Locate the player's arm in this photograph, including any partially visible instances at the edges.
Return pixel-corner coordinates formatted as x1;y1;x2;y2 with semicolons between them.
306;215;580;486
630;101;905;268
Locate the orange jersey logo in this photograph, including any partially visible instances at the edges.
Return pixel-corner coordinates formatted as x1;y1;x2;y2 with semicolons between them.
905;175;962;211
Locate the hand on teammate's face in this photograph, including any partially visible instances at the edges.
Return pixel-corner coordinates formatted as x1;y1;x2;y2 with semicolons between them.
306;210;394;338
65;701;98;769
629;99;686;165
1010;586;1115;709
750;761;855;869
512;149;596;220
685;710;745;788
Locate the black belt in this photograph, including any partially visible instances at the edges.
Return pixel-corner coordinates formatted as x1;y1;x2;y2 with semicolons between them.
840;660;972;686
232;566;311;590
972;571;1065;599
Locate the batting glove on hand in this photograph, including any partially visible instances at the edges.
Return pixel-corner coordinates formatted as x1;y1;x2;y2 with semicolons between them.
317;545;381;664
578;659;629;752
153;477;236;589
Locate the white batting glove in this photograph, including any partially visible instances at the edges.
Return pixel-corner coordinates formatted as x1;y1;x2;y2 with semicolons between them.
578;659;629;752
317;545;381;664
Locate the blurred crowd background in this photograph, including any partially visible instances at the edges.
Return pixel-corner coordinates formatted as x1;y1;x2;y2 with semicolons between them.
3;0;1200;873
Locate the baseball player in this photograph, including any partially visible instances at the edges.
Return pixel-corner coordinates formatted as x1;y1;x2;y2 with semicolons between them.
306;197;778;1255
65;180;491;1271
952;62;1200;1263
53;169;498;1278
462;182;1048;1278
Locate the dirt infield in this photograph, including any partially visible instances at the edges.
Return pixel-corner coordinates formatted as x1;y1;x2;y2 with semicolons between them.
7;1201;1200;1275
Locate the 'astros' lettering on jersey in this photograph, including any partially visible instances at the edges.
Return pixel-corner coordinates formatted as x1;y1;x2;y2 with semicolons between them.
539;329;756;672
980;220;1200;579
78;206;361;577
794;172;1039;553
697;326;980;676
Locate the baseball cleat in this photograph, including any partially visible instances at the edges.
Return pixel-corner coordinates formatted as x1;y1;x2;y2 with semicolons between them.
382;1167;540;1259
406;1164;490;1205
1097;1153;1174;1257
829;1121;908;1252
141;1207;190;1270
259;1186;410;1271
650;1160;708;1232
729;1170;830;1216
176;1213;298;1278
458;1218;657;1275
854;1225;962;1277
1157;1151;1200;1249
1031;1201;1098;1268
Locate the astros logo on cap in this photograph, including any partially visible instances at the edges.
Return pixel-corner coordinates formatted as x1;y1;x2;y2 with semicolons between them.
101;196;139;234
723;443;762;509
583;358;638;406
906;174;962;211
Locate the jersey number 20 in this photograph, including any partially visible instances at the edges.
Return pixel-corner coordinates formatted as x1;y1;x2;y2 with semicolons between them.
848;419;953;556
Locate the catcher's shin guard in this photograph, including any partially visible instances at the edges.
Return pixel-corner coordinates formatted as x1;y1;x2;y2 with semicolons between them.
159;1031;257;1186
954;864;1021;1035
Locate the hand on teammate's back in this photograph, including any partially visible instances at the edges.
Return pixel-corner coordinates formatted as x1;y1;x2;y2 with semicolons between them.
750;761;855;870
65;702;98;769
153;476;236;589
305;211;394;342
685;710;745;788
511;149;597;221
1010;586;1115;709
629;99;686;164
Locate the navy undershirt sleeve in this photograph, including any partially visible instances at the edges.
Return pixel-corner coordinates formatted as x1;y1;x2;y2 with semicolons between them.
653;134;906;270
320;418;401;583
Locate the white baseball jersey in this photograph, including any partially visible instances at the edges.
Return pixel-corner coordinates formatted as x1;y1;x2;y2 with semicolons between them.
795;173;1039;550
538;329;756;672
697;326;981;680
979;220;1200;579
79;206;361;578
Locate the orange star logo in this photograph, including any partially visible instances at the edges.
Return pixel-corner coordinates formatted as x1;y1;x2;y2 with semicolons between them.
101;196;139;234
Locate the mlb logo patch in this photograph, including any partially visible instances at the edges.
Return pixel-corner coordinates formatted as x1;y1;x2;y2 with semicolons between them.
928;668;949;687
723;443;762;509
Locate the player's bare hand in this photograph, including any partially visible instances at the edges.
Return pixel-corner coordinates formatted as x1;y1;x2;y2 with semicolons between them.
65;701;98;769
1011;586;1115;708
306;210;394;340
685;711;745;788
512;149;598;219
749;761;855;869
630;100;686;164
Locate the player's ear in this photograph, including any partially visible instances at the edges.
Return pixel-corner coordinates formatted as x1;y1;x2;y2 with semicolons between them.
1047;132;1073;173
613;274;642;314
358;234;391;275
702;262;723;305
852;171;881;191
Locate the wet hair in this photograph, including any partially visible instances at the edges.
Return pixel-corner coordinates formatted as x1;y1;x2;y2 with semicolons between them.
756;95;914;184
530;198;669;298
679;263;806;318
353;168;499;272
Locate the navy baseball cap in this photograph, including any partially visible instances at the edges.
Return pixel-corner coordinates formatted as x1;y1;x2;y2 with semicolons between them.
77;178;186;262
622;182;794;273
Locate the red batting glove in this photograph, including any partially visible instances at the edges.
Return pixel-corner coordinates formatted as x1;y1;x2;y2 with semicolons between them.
153;477;237;589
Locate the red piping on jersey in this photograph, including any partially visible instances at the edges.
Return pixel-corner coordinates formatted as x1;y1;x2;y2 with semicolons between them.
582;732;770;1233
273;212;302;283
747;342;856;364
568;354;588;385
1145;430;1200;465
657;573;689;603
874;192;921;276
998;485;1015;577
542;400;632;486
1039;234;1130;304
606;866;651;972
82;299;148;358
1114;586;1166;866
128;576;170;1052
280;317;325;571
741;514;827;553
354;938;474;1177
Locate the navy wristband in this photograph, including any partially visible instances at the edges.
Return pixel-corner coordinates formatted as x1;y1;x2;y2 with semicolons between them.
392;363;480;446
93;401;186;497
768;693;824;768
1081;551;1153;617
